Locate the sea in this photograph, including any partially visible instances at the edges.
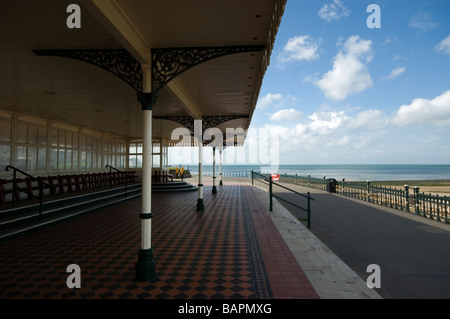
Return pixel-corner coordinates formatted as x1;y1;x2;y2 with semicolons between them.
184;164;450;181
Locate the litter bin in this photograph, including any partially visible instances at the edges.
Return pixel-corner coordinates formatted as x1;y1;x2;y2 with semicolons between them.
326;178;337;193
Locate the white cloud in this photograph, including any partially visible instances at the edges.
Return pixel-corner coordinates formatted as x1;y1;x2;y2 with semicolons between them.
386;67;406;79
349;109;388;129
308;110;350;132
256;93;282;109
392;91;450;127
315;36;373;101
318;0;350;22
270;109;303;122
435;35;450;54
409;12;437;32
277;36;319;65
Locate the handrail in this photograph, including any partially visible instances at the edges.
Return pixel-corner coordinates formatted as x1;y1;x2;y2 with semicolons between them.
5;165;54;222
105;165;128;196
251;170;315;228
105;165;122;173
5;165;53;189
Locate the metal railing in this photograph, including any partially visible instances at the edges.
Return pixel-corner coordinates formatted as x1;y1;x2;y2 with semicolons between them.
277;173;449;224
251;171;315;228
203;170;250;178
5;165;55;222
105;165;129;197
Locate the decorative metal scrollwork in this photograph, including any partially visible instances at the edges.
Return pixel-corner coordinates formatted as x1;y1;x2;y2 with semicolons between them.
153;116;195;133
152;45;265;94
153;115;249;134
203;115;249;129
33;49;142;92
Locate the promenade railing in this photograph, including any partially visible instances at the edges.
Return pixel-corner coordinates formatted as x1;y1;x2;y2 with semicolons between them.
251;171;315;228
277;173;449;224
203;171;250;178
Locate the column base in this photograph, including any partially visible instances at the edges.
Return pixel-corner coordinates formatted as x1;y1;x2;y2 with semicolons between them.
212;186;217;194
219;180;223;186
135;248;156;282
197;198;205;211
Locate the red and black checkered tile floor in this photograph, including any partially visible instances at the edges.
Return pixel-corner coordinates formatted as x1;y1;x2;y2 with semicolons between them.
0;184;319;299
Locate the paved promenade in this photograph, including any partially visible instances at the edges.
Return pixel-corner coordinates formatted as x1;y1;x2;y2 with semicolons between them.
256;178;450;299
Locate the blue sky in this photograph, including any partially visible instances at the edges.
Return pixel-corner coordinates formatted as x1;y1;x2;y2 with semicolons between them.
247;0;450;165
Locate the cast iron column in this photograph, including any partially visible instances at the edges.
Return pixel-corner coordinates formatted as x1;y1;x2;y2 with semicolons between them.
212;147;217;194
135;66;156;282
219;148;223;186
196;120;204;211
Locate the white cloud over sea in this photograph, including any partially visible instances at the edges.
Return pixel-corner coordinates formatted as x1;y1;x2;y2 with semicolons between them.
315;36;373;101
252;90;450;163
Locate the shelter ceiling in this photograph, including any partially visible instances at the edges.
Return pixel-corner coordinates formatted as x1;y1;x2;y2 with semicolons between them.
0;0;285;142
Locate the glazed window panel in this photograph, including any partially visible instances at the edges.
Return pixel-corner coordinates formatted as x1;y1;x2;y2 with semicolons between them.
97;152;102;168
66;132;73;148
27;147;37;171
28;125;38;145
58;130;65;147
0;119;11;142
58;149;65;169
50;149;58;170
80;151;86;169
79;134;86;149
17;123;27;144
117;155;125;169
72;150;78;170
86;136;92;150
38;148;47;171
72;134;78;148
38;127;47;145
153;155;160;168
16;146;26;170
0;145;11;168
51;128;58;147
65;150;72;170
86;152;92;169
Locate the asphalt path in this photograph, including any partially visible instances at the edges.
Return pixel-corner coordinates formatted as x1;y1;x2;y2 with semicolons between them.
270;181;450;299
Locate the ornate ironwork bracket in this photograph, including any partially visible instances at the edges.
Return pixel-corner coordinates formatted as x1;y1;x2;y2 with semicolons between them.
33;49;143;92
203;115;249;130
153;115;249;134
151;45;265;94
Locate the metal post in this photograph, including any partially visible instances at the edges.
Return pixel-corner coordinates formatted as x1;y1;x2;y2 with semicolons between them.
251;170;254;186
219;148;223;186
212;147;217;194
196;120;204;211
307;192;311;229
12;170;16;208
135;66;156;282
269;176;273;212
414;186;420;215
404;185;410;212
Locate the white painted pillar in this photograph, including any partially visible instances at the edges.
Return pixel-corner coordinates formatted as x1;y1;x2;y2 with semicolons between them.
212;147;217;194
135;65;156;282
196;120;204;211
219;148;223;186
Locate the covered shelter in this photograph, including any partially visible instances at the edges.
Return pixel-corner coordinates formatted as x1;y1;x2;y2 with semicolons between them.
0;0;286;282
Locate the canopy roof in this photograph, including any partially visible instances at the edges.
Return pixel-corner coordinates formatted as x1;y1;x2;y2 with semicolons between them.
0;0;286;143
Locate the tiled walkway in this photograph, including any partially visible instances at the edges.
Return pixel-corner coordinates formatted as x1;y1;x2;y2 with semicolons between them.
0;184;319;299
